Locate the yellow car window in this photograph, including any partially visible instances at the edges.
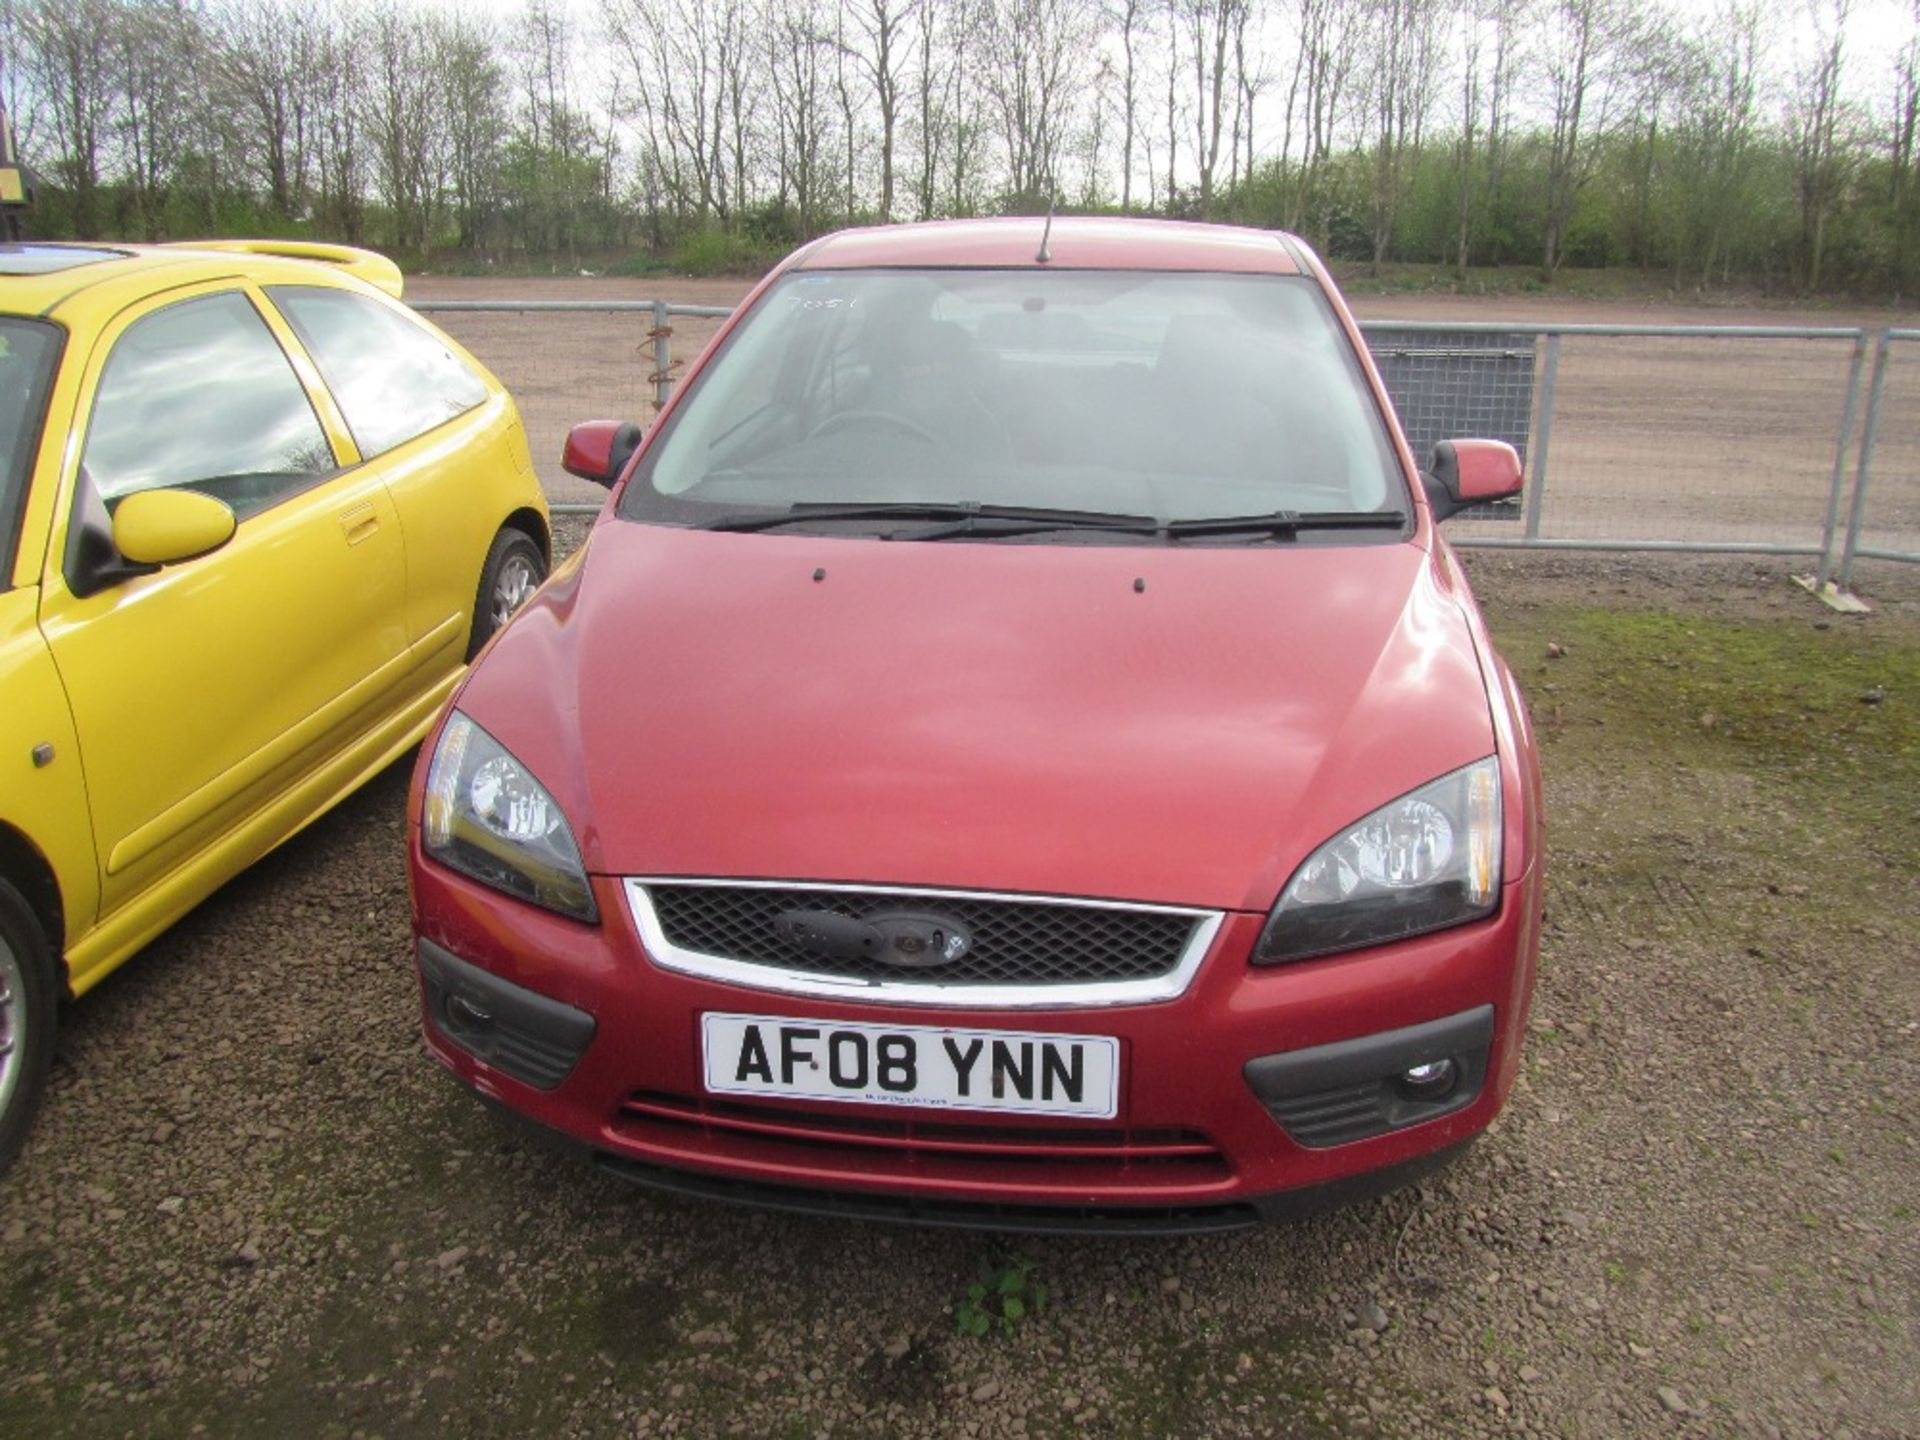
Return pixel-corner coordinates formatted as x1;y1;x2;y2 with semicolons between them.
268;287;487;459
82;292;336;521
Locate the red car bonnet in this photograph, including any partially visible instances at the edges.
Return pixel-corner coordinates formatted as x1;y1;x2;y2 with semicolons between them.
454;522;1495;914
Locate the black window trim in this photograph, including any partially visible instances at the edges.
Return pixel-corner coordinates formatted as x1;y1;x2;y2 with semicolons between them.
1;317;69;593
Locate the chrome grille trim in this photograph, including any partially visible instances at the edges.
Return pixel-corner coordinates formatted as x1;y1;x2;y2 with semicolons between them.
624;878;1225;1009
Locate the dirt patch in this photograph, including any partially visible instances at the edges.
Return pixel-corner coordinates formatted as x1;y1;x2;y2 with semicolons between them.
0;549;1913;1438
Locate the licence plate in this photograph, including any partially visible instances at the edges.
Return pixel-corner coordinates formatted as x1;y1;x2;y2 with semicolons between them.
701;1013;1120;1119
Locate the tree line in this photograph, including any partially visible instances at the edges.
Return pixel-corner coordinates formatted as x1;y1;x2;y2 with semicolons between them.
4;0;1917;295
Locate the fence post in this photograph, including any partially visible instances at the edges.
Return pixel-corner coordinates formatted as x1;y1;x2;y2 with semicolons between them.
1837;331;1894;591
1523;333;1560;540
1815;332;1870;588
651;297;672;413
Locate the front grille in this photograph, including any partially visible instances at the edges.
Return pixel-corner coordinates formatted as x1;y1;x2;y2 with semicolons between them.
640;882;1200;988
615;1091;1232;1188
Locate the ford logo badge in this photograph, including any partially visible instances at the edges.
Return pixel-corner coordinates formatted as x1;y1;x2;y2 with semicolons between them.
773;908;973;968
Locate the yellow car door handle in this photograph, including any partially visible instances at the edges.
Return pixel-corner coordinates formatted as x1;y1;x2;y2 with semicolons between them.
338;502;380;546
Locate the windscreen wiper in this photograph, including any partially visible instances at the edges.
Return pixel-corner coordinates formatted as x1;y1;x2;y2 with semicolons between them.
895;509;1164;542
702;501;1161;535
1164;510;1410;540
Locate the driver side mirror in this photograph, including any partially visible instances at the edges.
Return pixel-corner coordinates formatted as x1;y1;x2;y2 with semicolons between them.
1424;439;1524;521
111;488;237;566
562;420;644;487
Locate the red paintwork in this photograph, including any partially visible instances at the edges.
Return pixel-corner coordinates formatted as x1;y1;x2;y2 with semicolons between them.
410;219;1545;1220
410;848;1540;1210
561;419;626;483
795;217;1303;274
457;525;1508;912
1447;439;1526;503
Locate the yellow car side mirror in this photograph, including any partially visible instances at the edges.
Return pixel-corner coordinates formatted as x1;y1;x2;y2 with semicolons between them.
111;489;237;567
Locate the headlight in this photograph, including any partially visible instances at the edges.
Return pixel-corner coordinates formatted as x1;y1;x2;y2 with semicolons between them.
422;711;597;922
1254;757;1500;964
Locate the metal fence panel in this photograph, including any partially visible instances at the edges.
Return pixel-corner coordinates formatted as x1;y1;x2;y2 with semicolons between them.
416;300;733;510
1364;329;1533;523
1841;330;1920;579
1411;328;1866;556
416;299;1900;567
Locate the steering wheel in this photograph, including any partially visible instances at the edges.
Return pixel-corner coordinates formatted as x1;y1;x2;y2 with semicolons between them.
806;409;937;445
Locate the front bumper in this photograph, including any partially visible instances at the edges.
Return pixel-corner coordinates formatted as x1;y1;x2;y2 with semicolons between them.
411;848;1541;1228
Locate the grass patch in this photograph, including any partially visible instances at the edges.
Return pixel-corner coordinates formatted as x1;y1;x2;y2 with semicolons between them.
1484;600;1917;946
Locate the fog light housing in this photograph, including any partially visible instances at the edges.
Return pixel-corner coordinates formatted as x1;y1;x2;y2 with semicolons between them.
1244;1006;1494;1147
1399;1057;1458;1102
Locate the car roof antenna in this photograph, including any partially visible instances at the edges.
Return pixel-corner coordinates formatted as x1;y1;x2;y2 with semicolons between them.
1036;193;1055;265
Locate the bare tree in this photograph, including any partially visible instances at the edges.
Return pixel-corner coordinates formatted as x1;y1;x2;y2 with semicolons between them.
1162;0;1182;209
1111;0;1146;210
983;0;1093;206
112;0;194;239
218;0;321;221
1534;0;1642;278
1229;0;1261;193
1178;0;1247;220
1451;0;1523;274
365;6;449;254
1892;0;1919;289
834;1;859;216
1621;9;1683;270
312;2;367;242
21;0;118;237
843;0;919;221
1362;0;1444;266
769;0;832;231
1787;0;1852;292
945;0;991;213
1287;0;1365;238
440;12;506;252
2;0;45;170
608;0;734;223
1661;0;1765;286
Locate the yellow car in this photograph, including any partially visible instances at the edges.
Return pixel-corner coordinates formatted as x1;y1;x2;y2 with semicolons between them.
0;239;550;1171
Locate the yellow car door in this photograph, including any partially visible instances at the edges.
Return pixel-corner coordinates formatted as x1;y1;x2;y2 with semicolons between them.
263;284;539;661
36;282;409;931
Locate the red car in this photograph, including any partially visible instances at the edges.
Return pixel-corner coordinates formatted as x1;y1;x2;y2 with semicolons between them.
408;219;1543;1233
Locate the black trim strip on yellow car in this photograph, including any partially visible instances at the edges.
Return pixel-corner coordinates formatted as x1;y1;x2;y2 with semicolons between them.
1;318;66;592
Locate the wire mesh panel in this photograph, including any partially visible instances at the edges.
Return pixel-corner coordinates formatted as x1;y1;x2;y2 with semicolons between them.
1438;331;1864;553
414;296;734;509
1363;329;1533;523
1850;333;1920;569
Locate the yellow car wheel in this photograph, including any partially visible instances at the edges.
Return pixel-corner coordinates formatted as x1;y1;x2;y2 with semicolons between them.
0;878;57;1177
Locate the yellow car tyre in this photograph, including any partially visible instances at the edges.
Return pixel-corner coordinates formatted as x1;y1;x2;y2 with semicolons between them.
0;878;57;1174
469;528;548;660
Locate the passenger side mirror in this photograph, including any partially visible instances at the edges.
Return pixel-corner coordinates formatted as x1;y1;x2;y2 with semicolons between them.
562;420;644;487
1424;439;1524;522
110;488;238;566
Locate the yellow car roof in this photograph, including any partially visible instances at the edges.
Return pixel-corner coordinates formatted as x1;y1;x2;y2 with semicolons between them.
0;240;404;322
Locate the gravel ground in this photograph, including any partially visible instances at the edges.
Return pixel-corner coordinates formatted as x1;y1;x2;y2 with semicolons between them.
1;544;1914;1439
